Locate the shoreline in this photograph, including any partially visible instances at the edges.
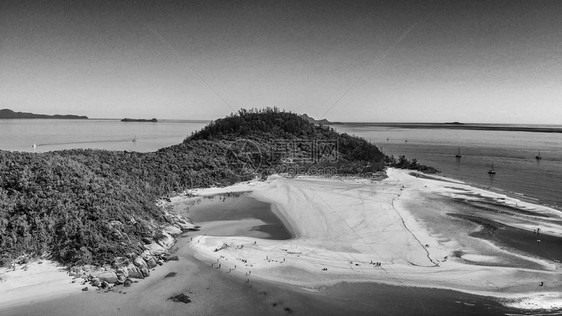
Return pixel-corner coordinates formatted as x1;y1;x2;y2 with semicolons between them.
187;169;562;312
2;168;562;313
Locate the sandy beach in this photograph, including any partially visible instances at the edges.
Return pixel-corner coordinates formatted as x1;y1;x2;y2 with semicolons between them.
2;168;562;314
188;169;562;311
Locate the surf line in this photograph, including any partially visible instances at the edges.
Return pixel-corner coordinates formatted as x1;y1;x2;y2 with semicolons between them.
391;188;439;267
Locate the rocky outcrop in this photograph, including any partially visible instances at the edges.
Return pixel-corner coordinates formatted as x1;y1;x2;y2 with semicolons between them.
141;250;158;269
69;209;198;290
156;232;175;249
163;225;182;235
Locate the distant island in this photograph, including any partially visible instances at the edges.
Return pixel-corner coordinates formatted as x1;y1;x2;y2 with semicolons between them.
299;113;331;125
121;118;158;122
0;109;88;120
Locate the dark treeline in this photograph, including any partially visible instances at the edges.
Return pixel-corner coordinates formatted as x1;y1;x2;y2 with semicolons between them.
0;141;237;267
385;155;439;173
0;108;404;268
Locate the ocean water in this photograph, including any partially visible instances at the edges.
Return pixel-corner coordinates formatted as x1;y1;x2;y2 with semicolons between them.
334;124;562;209
0;119;208;153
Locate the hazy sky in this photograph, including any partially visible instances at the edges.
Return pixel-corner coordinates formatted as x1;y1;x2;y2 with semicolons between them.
2;0;562;123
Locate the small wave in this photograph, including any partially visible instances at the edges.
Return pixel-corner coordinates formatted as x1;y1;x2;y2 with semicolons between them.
502;293;562;314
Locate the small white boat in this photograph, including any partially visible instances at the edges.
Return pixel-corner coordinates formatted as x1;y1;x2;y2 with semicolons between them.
536;150;542;160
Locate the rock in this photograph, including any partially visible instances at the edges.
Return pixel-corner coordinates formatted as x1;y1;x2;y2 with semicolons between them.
116;274;126;284
144;242;167;255
82;287;88;291
156;232;175;249
140;267;150;277
164;255;179;261
92;271;118;284
141;251;158;269
113;257;130;270
141;237;153;245
163;225;182;236
168;293;191;304
133;257;148;270
124;278;132;287
163;214;175;224
100;281;109;289
126;264;144;279
176;221;199;231
91;277;101;287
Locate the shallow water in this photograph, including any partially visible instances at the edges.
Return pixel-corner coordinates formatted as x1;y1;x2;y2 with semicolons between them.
173;193;292;240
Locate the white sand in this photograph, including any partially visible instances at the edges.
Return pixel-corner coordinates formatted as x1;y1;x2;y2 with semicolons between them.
187;169;562;311
0;260;84;308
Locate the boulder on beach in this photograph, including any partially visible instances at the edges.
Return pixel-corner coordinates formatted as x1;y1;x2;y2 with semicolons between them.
144;242;167;255
156;232;175;249
92;271;118;283
163;225;182;235
90;277;101;287
140;267;150;277
141;250;158;268
126;263;144;279
115;272;127;284
133;257;148;270
168;293;191;304
165;255;179;261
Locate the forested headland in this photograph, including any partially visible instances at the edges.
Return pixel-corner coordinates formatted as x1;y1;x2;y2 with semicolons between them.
0;108;428;269
0;109;88;120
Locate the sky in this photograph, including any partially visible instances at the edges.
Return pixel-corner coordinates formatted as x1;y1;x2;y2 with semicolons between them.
1;0;562;123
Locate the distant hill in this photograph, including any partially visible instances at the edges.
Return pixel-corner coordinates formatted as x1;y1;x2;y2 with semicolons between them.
299;113;331;125
0;109;88;120
0;109;88;119
121;118;158;122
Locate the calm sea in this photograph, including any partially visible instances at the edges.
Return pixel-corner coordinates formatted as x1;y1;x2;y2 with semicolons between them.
0;119;208;153
334;124;562;209
2;119;561;210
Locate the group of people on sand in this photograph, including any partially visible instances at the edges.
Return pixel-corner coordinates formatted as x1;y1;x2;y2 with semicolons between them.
370;260;382;267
